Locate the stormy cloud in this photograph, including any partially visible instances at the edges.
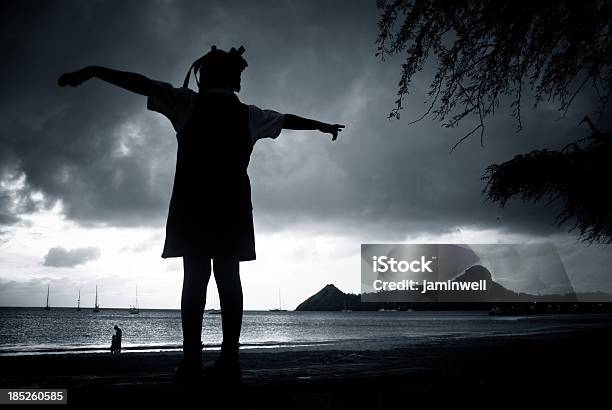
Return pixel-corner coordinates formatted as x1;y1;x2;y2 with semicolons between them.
0;0;607;239
42;246;101;268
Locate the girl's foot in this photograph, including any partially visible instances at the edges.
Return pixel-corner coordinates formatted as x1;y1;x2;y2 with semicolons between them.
175;359;204;382
175;340;204;382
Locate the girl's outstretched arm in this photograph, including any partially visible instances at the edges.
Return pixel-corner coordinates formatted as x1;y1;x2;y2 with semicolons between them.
58;66;155;96
283;114;345;141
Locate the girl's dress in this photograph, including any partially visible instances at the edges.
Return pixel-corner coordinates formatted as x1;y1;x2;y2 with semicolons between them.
147;82;284;261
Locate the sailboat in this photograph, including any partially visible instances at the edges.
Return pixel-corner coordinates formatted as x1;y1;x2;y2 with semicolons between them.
76;289;81;312
129;284;139;314
207;288;222;315
44;285;51;311
269;289;287;312
93;285;101;312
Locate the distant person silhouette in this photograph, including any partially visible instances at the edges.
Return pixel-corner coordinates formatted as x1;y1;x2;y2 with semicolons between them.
110;334;118;354
114;325;122;353
58;45;344;381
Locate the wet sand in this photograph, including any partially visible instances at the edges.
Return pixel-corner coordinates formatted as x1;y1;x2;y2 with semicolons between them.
1;324;611;408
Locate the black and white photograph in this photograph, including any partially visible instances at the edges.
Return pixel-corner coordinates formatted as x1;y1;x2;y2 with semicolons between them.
1;0;611;408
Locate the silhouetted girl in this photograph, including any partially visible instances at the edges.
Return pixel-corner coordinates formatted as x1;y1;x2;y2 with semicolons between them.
58;46;344;381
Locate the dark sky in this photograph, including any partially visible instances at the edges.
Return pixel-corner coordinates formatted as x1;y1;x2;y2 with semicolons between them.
1;0;610;304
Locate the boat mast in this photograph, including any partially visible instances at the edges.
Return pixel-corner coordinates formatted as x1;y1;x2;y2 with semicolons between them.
92;285;101;312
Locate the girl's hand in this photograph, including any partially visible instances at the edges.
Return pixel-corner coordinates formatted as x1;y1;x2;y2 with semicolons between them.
58;67;95;87
319;123;345;141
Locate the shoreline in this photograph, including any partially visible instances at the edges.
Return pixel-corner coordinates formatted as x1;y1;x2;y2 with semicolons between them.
2;312;611;356
1;324;611;407
0;340;340;356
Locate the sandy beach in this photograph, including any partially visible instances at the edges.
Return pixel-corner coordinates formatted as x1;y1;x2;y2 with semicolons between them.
1;322;611;408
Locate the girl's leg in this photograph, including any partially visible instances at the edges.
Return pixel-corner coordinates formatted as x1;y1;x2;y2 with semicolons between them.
212;257;243;360
181;255;212;364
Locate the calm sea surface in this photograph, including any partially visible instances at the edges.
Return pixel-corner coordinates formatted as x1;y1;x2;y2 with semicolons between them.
1;307;610;355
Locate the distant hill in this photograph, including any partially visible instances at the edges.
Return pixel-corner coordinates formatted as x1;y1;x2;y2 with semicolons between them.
443;265;528;302
295;265;612;311
295;284;346;311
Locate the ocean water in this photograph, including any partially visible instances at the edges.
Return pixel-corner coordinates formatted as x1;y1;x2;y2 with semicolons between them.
0;307;610;355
